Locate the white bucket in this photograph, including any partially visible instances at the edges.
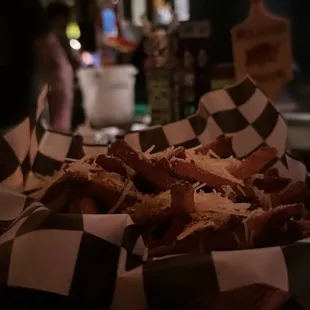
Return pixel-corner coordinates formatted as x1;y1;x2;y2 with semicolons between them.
78;65;137;128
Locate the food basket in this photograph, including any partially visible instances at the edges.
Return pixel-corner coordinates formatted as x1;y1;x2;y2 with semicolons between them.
0;77;308;309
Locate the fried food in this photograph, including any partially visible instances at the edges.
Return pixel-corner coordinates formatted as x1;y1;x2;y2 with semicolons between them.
40;160;139;214
231;147;278;180
250;175;291;193
95;154;128;176
68;197;98;214
109;140;179;191
36;135;310;257
195;136;234;158
171;158;240;189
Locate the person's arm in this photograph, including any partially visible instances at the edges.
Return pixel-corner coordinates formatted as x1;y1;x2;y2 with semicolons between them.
20;0;74;132
35;33;73;132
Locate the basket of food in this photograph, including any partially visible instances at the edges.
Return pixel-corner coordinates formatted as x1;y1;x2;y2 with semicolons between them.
0;77;308;309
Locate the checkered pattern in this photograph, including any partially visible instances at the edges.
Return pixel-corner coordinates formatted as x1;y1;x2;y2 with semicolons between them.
0;77;309;308
0;196;147;308
0;77;306;190
0;189;308;308
124;77;306;181
0;87;48;191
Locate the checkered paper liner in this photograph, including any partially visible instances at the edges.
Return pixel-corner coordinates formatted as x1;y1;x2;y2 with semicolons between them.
0;77;309;308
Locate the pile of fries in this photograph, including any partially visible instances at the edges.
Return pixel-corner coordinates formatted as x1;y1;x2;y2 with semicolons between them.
37;137;310;257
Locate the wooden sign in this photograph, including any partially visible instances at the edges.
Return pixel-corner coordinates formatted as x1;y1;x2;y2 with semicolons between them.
231;0;292;100
178;21;211;117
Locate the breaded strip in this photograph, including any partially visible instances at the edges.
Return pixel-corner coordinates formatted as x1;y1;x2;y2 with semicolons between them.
95;154;127;176
128;181;195;245
170;181;195;217
270;181;310;207
195;136;234;158
251;176;291;193
41;174;76;212
109;140;179;191
248;203;305;247
129;181;194;225
68;197;98;214
231;147;278;180
149;203;305;257
41;172;138;212
152;157;174;175
159;182;195;245
127;202;170;226
171;158;237;189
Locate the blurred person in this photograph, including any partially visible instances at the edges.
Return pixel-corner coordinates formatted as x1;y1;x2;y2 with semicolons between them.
46;2;84;130
46;2;81;71
0;0;73;133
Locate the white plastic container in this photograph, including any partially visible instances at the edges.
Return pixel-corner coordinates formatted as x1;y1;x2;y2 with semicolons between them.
78;65;137;128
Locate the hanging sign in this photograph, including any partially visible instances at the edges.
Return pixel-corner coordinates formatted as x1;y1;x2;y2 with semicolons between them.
231;0;292;100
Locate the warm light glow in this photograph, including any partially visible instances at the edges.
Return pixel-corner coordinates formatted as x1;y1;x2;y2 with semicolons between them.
70;39;81;50
81;52;93;65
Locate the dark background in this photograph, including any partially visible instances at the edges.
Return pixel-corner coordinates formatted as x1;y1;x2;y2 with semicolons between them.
124;0;310;77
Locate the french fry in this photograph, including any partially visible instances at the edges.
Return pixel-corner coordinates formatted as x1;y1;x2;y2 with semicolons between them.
231;147;278;180
41;174;76;212
109;140;179;191
159;182;195;245
250;175;291;193
39;137;310;256
195;136;234;158
270;181;310;207
129;181;194;245
68;196;98;214
127;202;170;226
41;172;138;213
95;154;128;176
171;158;237;189
150;203;305;257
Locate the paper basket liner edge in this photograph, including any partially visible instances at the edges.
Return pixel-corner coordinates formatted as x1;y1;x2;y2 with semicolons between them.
0;76;308;309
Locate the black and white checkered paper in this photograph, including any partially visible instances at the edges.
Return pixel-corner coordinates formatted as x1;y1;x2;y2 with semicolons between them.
0;77;309;308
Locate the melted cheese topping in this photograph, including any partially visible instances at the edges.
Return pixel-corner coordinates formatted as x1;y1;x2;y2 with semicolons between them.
183;150;243;185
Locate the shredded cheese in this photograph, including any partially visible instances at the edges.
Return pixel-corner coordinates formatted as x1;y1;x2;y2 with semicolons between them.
236;185;246;196
207;149;220;159
221;185;235;199
183;150;243;185
177;221;213;240
140;191;171;210
233;232;242;249
194;192;252;217
252;187;272;210
193;182;207;192
144;146;183;160
145;145;155;155
108;180;134;214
